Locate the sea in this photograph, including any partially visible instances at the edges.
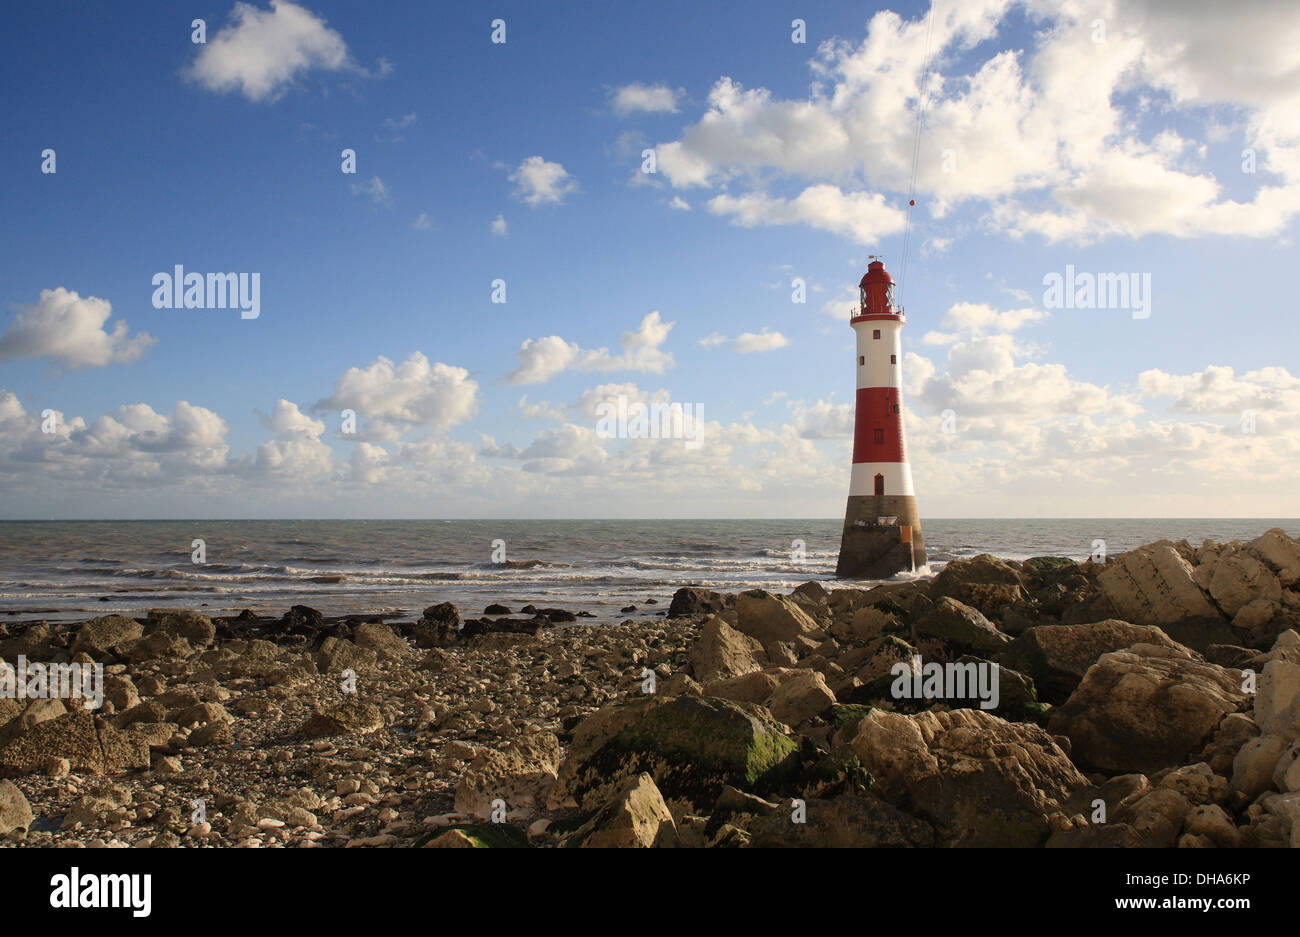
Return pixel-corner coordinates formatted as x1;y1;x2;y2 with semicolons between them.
1;519;1296;624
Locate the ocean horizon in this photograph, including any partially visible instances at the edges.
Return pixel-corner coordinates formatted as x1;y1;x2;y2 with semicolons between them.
4;517;1296;624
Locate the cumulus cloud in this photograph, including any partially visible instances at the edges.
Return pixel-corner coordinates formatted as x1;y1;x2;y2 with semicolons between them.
0;288;155;368
652;0;1300;244
0;392;230;487
1139;365;1300;428
700;329;790;353
506;313;675;385
791;400;855;439
505;336;581;385
581;311;675;374
922;301;1047;344
509;156;579;206
491;214;509;236
315;352;478;437
257;398;325;439
708;185;906;245
732;329;790;353
184;0;355;102
611;82;681;115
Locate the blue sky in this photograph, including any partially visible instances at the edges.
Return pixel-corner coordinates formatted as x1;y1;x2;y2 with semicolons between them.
2;0;1298;518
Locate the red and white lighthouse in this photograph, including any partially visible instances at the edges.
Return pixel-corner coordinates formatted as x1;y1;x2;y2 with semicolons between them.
836;258;926;578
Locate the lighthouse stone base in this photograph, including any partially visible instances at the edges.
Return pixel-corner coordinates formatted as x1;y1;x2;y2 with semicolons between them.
835;495;927;579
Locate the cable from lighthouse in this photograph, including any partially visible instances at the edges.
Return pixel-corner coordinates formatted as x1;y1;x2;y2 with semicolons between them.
899;0;939;300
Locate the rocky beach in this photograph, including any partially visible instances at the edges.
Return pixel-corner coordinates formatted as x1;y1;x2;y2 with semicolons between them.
1;528;1299;849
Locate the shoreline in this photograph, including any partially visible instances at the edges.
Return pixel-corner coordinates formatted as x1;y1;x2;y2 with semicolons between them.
1;527;1298;848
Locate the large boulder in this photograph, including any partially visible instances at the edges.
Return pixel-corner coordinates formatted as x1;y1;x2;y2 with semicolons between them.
1000;620;1187;704
1254;660;1300;740
747;793;934;847
734;590;822;644
298;699;384;738
0;711;149;775
352;622;411;660
70;615;143;658
454;732;562;819
766;670;836;726
849;708;1088;847
1096;544;1224;627
1246;529;1300;586
1208;553;1282;617
914;596;1009;654
316;637;377;673
668;587;727;618
551;695;798;812
0;779;33;835
1049;644;1249;774
566;773;679;848
144;609;215;648
929;554;1026;618
688;615;767;682
703;671;781;704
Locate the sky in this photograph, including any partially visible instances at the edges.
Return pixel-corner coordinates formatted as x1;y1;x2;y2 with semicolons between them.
1;0;1298;519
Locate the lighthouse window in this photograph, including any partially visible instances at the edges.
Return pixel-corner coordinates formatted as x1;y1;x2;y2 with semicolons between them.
859;356;864;365
873;429;884;445
890;354;897;364
872;329;881;339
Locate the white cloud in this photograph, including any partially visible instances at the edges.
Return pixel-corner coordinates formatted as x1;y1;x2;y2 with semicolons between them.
708;185;906;245
257;398;325;439
580;311;675;374
791;400;855;439
1139;365;1300;422
0;288;155;368
412;212;432;230
491;214;509;236
702;329;791;353
316;352;478;436
924;302;1047;345
185;0;353;102
669;196;691;211
349;441;390;484
731;329;790;353
510;156;578;206
506;313;676;385
611;82;681;115
0;393;230;487
505;336;582;385
651;1;1300;244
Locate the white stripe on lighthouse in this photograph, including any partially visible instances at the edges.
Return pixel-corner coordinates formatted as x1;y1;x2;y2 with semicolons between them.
854;319;903;389
849;462;915;497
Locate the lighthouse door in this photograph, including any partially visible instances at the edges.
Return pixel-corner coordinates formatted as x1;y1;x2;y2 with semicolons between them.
874;473;884;496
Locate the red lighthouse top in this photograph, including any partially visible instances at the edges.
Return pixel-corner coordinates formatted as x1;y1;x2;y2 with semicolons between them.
851;258;904;323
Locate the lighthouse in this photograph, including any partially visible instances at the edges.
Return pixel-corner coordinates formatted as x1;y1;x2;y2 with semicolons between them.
835;258;926;578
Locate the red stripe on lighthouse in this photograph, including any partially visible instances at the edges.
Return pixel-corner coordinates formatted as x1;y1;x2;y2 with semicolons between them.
852;387;908;463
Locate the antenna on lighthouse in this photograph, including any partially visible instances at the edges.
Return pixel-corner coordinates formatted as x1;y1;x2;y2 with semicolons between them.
899;0;939;299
